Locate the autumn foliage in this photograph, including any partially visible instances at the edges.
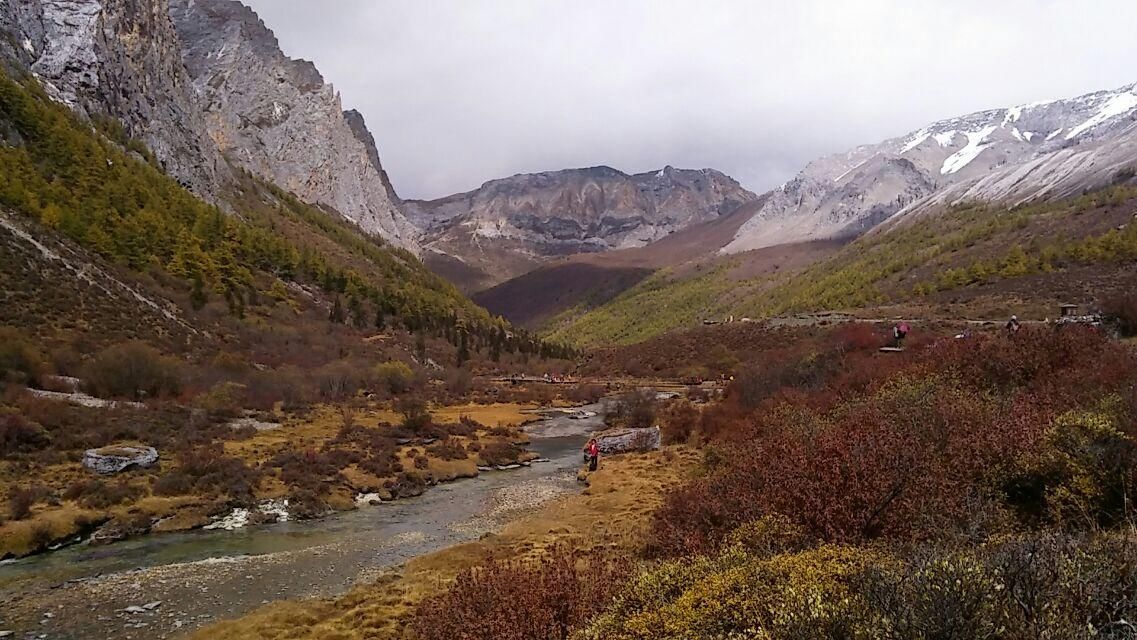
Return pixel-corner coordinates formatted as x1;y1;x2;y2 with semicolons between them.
649;326;1137;556
412;549;631;640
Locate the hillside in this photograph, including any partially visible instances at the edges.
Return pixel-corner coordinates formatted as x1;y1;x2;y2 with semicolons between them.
548;183;1137;346
0;69;563;360
472;196;774;329
407;165;757;292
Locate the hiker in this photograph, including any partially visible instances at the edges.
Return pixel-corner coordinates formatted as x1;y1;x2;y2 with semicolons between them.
584;438;600;472
893;322;910;348
1006;315;1021;335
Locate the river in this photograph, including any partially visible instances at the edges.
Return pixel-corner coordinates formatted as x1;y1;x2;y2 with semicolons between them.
0;402;610;639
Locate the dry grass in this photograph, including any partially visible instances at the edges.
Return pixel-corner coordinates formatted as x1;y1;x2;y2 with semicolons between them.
0;401;540;558
192;446;699;640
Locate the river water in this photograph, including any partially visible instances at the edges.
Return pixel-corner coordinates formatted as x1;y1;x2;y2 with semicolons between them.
0;402;609;639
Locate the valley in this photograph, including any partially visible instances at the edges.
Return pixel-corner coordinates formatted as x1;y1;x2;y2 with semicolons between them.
0;401;615;639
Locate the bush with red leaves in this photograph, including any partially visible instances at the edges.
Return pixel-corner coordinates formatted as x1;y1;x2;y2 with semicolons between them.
649;327;1137;557
413;549;631;640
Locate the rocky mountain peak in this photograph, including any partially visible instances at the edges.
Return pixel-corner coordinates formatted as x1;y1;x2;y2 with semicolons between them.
168;0;419;251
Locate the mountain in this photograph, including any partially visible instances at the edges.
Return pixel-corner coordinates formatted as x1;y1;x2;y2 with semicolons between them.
0;0;418;251
406;165;757;291
724;82;1137;253
168;0;418;251
0;0;227;197
534;82;1137;346
0;0;569;362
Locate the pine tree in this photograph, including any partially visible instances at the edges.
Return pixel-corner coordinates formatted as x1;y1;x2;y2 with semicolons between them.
456;331;470;367
329;296;346;324
190;274;207;311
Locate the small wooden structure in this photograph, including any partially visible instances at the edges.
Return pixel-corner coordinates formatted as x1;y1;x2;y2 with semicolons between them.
1059;304;1080;318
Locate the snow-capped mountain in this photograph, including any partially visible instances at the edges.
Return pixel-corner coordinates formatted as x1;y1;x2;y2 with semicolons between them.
724;82;1137;253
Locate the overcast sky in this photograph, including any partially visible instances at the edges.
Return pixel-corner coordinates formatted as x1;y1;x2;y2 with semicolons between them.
243;0;1137;200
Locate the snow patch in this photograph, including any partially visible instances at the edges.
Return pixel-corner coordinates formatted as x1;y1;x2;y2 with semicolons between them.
900;128;930;153
22;38;34;54
1065;91;1137;140
1046;128;1063;141
1011;127;1025;142
940;126;998;175
1022;131;1035;141
1002;106;1023;126
933;130;957;146
271;101;285;120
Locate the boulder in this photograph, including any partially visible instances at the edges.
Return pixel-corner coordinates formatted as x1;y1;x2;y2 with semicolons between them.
82;445;159;474
593;427;661;455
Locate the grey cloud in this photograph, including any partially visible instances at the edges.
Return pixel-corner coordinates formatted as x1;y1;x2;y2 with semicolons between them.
242;0;1137;199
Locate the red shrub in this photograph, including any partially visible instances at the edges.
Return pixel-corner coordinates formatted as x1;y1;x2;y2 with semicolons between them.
649;328;1137;557
413;549;630;640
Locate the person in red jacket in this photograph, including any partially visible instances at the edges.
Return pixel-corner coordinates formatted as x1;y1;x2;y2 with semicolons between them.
584;438;600;472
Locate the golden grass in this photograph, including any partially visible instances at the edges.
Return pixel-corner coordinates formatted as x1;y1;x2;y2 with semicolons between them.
193;446;699;640
1;401;540;558
0;503;102;557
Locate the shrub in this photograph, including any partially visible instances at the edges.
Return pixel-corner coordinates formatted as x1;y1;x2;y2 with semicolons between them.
374;360;414;395
414;549;631;640
7;487;37;520
314;359;365;401
0;327;45;385
582;545;872;640
856;549;1002;640
396;397;433;435
478;441;523;467
0;411;51;456
609;389;657;430
564;383;605;404
154;444;261;503
445;367;472;396
1038;401;1136;528
192;381;247;418
62;478;145;510
82;341;181;400
659;400;698;445
427;437;468;461
650;375;1030;555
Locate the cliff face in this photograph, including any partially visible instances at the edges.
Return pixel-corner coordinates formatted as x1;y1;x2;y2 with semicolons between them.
168;0;418;251
1;0;226;196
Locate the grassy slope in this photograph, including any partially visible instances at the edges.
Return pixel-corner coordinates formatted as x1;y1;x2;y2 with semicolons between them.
551;185;1137;347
